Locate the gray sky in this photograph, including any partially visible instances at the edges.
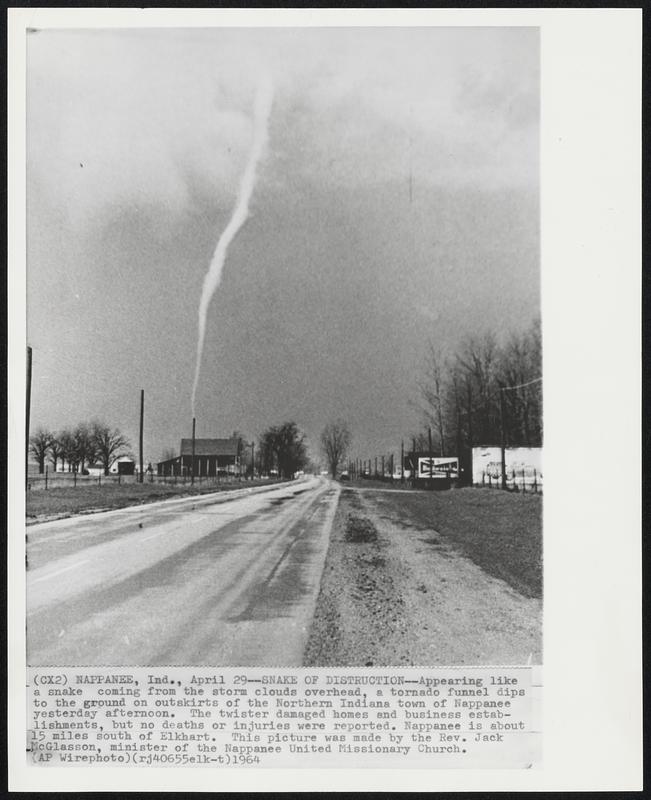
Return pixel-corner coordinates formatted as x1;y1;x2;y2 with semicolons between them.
27;26;539;464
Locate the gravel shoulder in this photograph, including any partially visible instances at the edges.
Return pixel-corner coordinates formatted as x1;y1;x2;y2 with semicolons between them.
304;486;541;666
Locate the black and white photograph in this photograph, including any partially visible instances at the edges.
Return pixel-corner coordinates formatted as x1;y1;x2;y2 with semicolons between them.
9;6;642;792
25;25;543;668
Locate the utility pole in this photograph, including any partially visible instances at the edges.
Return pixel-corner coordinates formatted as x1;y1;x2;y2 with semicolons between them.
499;386;507;490
412;437;416;484
466;384;473;448
428;426;433;489
139;389;144;484
191;417;196;486
26;346;32;485
456;409;463;485
400;440;404;484
381;455;385;480
250;441;255;479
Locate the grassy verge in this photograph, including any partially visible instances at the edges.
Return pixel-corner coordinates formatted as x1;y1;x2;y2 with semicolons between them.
26;479;287;522
341;478;414;490
370;487;542;598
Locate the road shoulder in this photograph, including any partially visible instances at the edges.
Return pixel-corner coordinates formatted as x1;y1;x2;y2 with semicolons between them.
304;486;541;666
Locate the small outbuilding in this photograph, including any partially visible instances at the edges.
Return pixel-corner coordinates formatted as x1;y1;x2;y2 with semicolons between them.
114;458;135;476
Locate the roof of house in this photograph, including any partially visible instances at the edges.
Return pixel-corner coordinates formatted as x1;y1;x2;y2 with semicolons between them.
179;438;241;457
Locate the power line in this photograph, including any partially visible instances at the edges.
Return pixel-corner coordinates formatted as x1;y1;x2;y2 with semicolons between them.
500;376;542;392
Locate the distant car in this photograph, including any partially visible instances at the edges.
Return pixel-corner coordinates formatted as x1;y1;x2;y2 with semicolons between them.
339;472;349;481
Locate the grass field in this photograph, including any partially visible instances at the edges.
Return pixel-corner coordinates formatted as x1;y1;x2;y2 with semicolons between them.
26;478;286;522
365;486;542;598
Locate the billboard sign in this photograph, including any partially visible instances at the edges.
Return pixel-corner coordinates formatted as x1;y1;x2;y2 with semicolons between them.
417;457;459;479
471;446;542;487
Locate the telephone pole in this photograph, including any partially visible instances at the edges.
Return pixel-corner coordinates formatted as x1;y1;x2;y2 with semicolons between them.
191;417;196;486
499;387;507;490
412;437;416;484
139;389;144;484
26;346;32;485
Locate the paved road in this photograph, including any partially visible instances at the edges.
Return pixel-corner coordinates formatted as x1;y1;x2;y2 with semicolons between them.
26;477;340;667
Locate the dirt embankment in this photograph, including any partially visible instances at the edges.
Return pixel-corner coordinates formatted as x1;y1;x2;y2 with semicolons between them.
304;487;541;666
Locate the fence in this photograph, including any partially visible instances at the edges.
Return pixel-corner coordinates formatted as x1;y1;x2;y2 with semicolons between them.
26;468;267;492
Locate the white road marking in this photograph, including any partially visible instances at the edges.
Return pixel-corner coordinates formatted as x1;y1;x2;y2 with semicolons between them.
30;559;89;585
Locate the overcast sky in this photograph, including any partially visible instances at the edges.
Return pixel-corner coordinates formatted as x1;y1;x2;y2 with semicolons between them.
27;26;539;464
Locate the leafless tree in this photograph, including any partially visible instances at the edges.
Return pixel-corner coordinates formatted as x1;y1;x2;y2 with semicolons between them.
259;421;308;479
29;428;54;474
58;429;77;472
320;420;352;479
91;421;131;476
497;319;542;447
48;436;64;472
73;423;97;473
456;333;499;444
418;343;448;455
415;320;542;485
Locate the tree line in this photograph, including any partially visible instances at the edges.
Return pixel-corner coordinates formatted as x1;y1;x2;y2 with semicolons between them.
29;421;131;476
415;318;542;459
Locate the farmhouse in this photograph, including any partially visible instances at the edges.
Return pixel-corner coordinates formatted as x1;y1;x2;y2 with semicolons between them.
157;437;243;478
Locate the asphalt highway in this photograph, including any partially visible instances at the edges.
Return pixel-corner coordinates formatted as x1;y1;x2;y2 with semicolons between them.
26;477;340;667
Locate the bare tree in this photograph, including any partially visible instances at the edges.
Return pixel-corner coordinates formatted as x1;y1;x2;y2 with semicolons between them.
418;343;447;455
29;428;54;474
320;420;352;479
497;319;542;447
58;428;77;472
91;421;131;476
456;333;499;444
259;421;308;479
413;320;542;487
73;423;97;473
48;436;64;472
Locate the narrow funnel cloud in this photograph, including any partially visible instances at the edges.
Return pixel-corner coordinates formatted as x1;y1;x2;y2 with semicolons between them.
191;76;274;416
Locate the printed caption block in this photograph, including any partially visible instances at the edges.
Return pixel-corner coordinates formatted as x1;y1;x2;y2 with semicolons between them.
27;667;541;768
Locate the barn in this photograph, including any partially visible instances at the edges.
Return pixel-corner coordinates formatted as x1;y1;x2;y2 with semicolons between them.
156;437;243;478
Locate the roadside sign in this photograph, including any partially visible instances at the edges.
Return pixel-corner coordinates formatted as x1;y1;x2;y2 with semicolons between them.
417;457;459;479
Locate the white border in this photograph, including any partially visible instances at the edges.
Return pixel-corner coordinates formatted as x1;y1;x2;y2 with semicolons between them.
8;7;642;792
